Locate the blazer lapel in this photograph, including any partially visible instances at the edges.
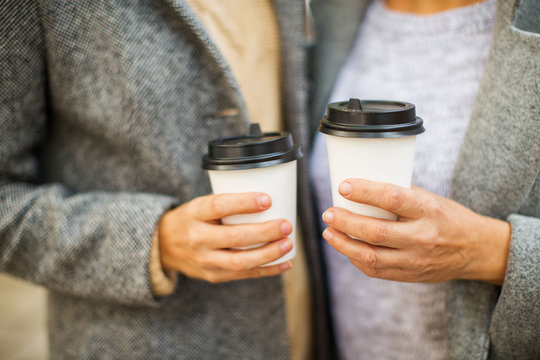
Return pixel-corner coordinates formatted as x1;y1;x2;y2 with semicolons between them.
271;0;308;145
160;0;250;127
448;1;539;358
450;0;540;219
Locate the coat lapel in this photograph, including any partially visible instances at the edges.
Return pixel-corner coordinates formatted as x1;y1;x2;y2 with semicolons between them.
450;0;540;219
160;0;250;127
448;1;540;358
271;0;309;147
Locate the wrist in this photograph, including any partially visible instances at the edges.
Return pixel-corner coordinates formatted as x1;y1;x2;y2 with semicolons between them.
465;214;511;285
149;227;177;297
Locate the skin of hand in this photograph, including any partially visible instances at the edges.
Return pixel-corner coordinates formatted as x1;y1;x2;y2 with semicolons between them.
322;179;511;285
158;192;293;283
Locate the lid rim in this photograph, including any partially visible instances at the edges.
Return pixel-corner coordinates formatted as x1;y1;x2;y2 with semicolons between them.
319;127;424;138
203;124;301;171
320;116;424;130
203;149;302;170
208;131;284;147
203;147;301;165
321;99;425;136
319;116;425;138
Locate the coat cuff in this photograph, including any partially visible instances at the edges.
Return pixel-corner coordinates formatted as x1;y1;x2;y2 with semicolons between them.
488;214;540;357
149;227;178;297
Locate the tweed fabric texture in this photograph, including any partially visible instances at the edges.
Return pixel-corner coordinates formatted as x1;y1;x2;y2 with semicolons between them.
0;0;333;358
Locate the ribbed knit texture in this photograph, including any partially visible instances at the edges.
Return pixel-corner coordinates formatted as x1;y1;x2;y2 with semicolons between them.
310;1;496;359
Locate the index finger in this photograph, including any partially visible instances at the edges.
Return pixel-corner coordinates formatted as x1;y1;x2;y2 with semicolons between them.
338;179;426;219
189;192;271;221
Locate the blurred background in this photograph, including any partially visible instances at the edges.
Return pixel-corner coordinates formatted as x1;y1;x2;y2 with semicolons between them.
0;274;48;359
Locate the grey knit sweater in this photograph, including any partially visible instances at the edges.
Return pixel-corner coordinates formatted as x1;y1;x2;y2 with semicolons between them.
310;1;496;359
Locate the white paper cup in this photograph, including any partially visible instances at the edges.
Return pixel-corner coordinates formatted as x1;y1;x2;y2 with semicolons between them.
319;98;425;221
325;135;416;220
202;124;302;266
208;161;297;265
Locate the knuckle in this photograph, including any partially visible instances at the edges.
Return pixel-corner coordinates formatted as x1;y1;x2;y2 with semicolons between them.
209;195;226;215
366;222;387;244
425;197;443;218
361;248;379;269
418;227;439;248
228;227;248;247
236;228;249;244
416;196;432;217
230;256;250;272
410;253;428;269
185;227;201;249
183;202;194;218
185;198;201;218
193;252;210;267
249;269;264;279
385;186;405;212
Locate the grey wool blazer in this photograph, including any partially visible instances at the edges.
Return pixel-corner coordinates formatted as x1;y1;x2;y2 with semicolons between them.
0;1;335;359
310;0;539;359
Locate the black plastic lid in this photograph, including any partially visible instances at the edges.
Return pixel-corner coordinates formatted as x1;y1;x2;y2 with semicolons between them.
202;124;303;170
319;98;425;138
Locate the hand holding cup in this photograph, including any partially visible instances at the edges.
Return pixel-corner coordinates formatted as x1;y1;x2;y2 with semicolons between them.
319;99;510;285
322;179;511;285
203;124;302;266
158;192;294;284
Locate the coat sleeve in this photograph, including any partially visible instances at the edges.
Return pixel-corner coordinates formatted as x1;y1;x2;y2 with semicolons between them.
447;212;540;360
0;1;179;307
489;213;540;358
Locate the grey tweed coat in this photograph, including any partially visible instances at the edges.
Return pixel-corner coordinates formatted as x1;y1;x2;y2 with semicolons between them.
0;1;334;359
310;0;539;359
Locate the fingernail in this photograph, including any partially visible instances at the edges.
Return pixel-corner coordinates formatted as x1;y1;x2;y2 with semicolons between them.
257;194;271;208
323;228;333;241
339;181;351;196
281;221;292;235
280;261;292;270
322;209;334;224
280;239;293;253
